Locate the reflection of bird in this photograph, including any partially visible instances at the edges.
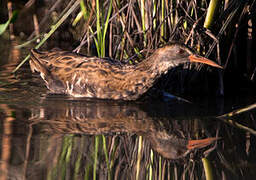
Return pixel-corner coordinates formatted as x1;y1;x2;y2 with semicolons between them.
30;98;219;159
148;131;218;159
30;44;222;100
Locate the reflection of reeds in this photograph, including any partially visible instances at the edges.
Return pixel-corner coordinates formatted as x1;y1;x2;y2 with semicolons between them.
93;135;98;180
217;103;256;135
0;104;15;180
25;99;223;179
2;116;255;179
21;98;256;179
202;157;214;180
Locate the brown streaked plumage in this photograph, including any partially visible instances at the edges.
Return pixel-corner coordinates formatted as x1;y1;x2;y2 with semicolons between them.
30;44;222;100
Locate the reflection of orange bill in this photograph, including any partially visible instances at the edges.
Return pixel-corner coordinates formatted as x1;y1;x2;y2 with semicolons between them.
187;137;220;150
189;55;223;69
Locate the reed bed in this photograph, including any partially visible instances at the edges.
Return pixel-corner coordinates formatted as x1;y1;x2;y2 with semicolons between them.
1;0;252;79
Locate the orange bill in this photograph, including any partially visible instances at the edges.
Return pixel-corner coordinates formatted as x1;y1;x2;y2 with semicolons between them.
189;55;223;69
187;137;219;150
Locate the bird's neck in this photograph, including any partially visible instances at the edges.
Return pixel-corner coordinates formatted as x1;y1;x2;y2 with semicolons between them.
112;48;182;100
119;51;175;97
135;50;176;79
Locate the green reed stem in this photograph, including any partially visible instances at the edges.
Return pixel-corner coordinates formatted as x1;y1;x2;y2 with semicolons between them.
93;135;99;180
220;118;256;135
102;135;111;180
161;0;165;38
204;0;221;29
0;10;18;35
95;0;112;57
149;149;153;180
14;35;42;49
140;0;146;46
59;138;68;179
102;0;112;57
202;157;214;180
96;0;102;56
158;156;162;180
109;137;117;170
84;164;92;180
80;0;87;19
153;0;157;30
56;135;73;179
136;136;143;180
74;154;82;178
74;137;83;179
12;0;80;73
218;103;256;118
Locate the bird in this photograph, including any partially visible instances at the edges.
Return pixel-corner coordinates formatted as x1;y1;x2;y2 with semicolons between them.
30;44;222;100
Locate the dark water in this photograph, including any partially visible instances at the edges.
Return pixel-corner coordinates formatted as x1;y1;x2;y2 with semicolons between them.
1;40;256;180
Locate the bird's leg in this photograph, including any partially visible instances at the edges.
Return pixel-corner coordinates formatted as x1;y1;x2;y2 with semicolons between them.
161;91;191;103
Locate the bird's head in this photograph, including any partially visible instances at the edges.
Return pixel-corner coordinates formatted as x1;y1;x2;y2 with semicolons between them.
153;44;222;72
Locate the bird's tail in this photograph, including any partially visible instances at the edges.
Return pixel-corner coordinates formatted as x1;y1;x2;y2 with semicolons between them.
30;49;49;76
